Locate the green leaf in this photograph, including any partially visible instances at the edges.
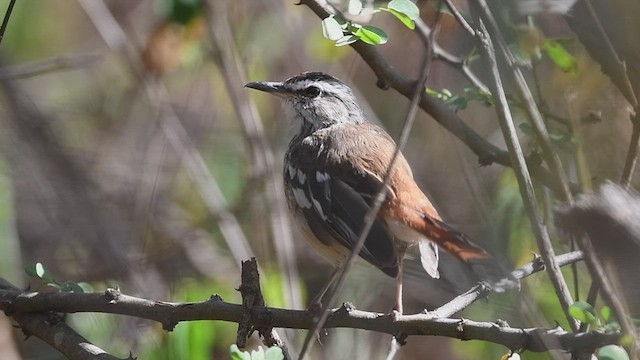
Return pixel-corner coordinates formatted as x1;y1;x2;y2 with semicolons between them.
60;281;85;293
251;347;265;360
77;282;94;293
568;301;598;325
230;344;252;360
597;345;630;360
387;0;420;20
36;262;46;278
519;122;534;136
601;306;612;323
348;0;363;15
265;347;284;360
25;264;39;279
382;8;415;29
354;25;388;45
542;39;577;74
335;35;358;46
322;16;344;41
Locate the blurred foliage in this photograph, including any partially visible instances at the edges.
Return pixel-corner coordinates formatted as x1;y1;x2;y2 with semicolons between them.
0;0;637;358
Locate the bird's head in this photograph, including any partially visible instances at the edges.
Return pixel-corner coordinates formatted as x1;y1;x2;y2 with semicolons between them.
246;72;365;131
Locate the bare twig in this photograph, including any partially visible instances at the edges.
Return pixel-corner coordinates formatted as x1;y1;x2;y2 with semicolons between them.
414;18;490;94
0;0;16;46
207;0;303;310
442;0;474;36
471;15;579;332
621;112;640;188
472;0;574;203
0;52;104;80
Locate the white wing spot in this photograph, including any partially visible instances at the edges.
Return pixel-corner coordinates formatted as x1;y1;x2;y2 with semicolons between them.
316;171;330;182
312;198;327;220
292;187;312;209
297;169;307;184
287;164;296;180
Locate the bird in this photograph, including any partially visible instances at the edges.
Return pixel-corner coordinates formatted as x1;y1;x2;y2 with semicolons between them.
246;71;511;314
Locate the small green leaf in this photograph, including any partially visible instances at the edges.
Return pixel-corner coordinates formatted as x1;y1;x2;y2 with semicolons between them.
77;282;94;293
354;25;388;45
322;16;344;41
569;301;598;325
60;281;85;293
601;307;612;323
36;263;46;278
251;347;265;360
597;345;630;360
230;344;252;360
348;0;363;15
382;8;415;29
542;39;577;74
336;35;358;46
265;347;284;360
25;264;39;279
387;0;420;20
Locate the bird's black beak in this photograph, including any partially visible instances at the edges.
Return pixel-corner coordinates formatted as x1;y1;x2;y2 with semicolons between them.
245;81;286;95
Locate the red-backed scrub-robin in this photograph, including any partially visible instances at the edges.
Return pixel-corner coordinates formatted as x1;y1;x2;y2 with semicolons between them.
246;72;514;314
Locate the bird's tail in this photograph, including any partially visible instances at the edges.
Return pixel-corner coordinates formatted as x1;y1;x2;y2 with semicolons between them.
418;217;518;291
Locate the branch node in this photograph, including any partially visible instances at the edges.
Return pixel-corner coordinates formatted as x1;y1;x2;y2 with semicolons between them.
162;318;178;332
104;288;121;303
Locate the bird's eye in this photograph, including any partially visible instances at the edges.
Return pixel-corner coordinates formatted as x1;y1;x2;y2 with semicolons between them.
301;86;321;98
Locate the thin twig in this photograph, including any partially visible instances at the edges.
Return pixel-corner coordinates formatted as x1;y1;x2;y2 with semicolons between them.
207;0;303;311
473;0;574;204
620;112;640;188
0;0;16;46
414;18;490;94
0;52;105;80
431;251;583;318
471;14;579;332
443;0;474;36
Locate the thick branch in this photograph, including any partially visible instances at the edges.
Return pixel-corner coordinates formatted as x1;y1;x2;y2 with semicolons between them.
0;285;619;354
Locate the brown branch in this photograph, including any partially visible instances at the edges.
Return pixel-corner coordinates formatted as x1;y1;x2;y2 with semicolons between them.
0;280;125;360
0;251;590;357
0;281;619;354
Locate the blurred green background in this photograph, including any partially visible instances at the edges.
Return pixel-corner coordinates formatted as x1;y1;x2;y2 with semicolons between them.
0;0;635;359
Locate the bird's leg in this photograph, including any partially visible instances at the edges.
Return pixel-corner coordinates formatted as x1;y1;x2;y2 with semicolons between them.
392;243;408;318
308;266;341;312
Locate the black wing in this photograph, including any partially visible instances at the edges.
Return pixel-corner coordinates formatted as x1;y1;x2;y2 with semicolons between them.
290;165;398;277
